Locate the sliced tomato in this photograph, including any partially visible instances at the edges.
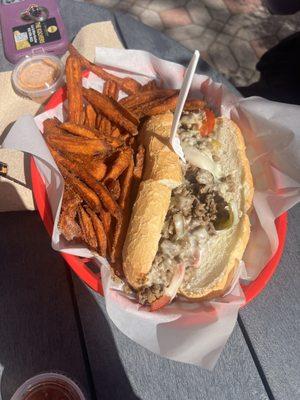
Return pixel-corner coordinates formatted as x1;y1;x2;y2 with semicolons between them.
150;295;171;312
199;108;215;137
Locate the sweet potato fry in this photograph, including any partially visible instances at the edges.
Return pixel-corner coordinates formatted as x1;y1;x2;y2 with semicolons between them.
59;151;94;166
111;127;120;137
104;148;132;183
43;118;60;135
110;217;124;263
133;145;145;180
43;120;64;135
120;77;142;95
86;157;107;180
108;180;121;200
82;88;139;135
85;104;97;128
120;89;177;109
86;208;107;257
46;133;111;156
61;122;99;139
110;163;134;262
118;155;134;209
58;186;82;241
141;95;204;116
61;184;82;209
144;94;179;116
58;121;123;148
98;206;112;237
66;55;83;124
59;209;82;241
51;149;121;219
79;111;86;126
68;44;141;95
61;147;107;179
78;205;98;250
105;135;124;149
103;80;119;99
59;165;101;212
96;114;102;129
99;117;112;136
97;199;112;255
141;79;159;91
99;81;120;135
132;96;171;117
184;99;206;111
125;135;134;146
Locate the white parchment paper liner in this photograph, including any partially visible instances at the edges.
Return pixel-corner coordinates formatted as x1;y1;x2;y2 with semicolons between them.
3;48;300;370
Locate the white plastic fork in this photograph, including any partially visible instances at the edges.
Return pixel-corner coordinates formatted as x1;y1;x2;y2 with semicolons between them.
169;50;200;162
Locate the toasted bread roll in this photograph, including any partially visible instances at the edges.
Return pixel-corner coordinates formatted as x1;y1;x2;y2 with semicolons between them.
123;112;253;303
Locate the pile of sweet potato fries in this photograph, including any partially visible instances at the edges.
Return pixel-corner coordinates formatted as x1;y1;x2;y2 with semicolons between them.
43;44;205;276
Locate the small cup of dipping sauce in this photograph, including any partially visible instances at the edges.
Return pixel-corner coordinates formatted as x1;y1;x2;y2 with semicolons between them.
12;54;64;103
11;372;85;400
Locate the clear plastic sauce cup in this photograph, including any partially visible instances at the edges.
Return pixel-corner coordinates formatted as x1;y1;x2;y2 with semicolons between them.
11;372;86;400
12;54;64;103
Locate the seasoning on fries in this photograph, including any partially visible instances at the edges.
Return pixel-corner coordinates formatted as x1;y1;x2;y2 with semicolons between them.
78;205;98;250
58;186;82;241
86;208;107;257
59;165;102;212
108;180;121;200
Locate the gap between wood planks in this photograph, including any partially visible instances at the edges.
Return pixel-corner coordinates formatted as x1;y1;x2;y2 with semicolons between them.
238;315;275;400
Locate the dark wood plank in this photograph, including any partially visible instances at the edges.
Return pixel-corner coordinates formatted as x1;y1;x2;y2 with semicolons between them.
0;212;92;400
240;204;300;400
73;276;269;400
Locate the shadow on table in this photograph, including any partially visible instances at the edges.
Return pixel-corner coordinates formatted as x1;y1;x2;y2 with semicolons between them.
0;212;92;399
0;211;139;400
0;182;26;212
72;276;140;400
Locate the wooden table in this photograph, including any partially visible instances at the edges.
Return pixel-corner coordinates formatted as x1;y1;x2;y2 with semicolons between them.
1;2;299;399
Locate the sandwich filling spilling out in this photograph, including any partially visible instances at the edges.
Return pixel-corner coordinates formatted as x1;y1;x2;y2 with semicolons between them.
137;110;236;308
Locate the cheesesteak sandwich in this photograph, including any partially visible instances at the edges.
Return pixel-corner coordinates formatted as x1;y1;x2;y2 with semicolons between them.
122;110;253;311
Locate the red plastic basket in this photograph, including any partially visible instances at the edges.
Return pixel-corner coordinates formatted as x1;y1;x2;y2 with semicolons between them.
31;81;288;304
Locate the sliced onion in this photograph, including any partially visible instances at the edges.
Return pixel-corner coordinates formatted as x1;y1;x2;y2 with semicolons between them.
176;195;188;209
160;240;180;258
230;201;239;226
165;263;186;301
182;144;221;179
173;213;184;238
192;228;208;242
150;263;186;311
190;248;201;268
